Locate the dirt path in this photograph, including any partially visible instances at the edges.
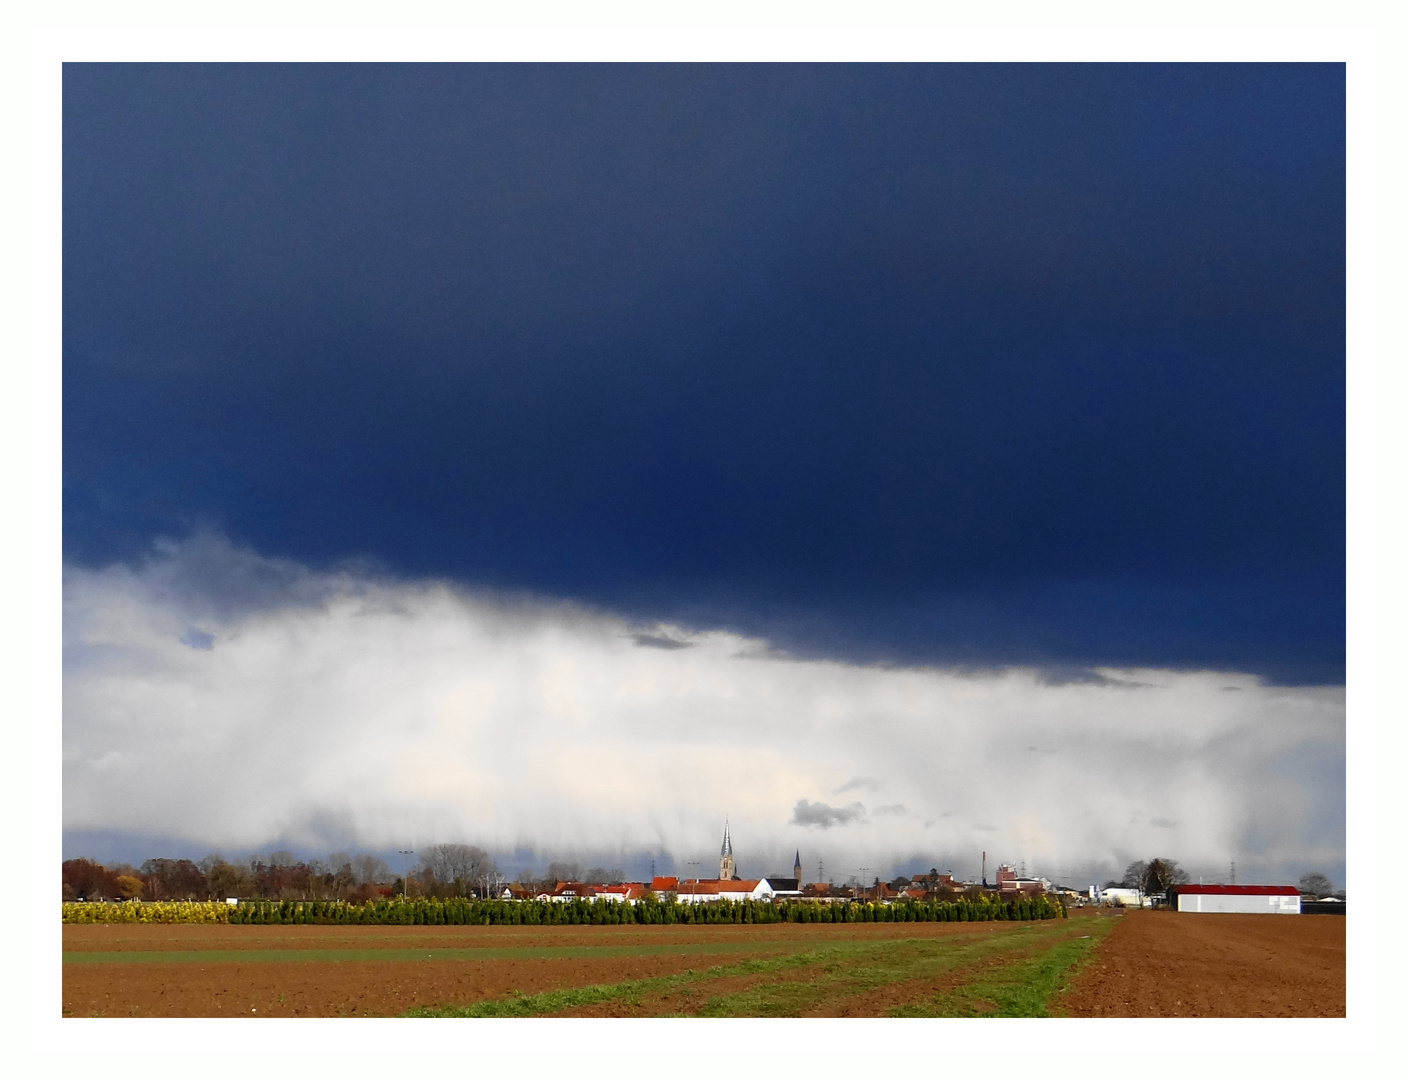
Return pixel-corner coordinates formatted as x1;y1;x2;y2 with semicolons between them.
1054;910;1345;1017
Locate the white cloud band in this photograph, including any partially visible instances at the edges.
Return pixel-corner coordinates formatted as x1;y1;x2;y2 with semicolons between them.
63;535;1344;884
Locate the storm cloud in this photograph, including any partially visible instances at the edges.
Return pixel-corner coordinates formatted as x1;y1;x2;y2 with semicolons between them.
63;536;1344;883
791;800;868;829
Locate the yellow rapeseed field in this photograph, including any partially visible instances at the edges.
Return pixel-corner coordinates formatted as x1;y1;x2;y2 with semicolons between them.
63;901;232;924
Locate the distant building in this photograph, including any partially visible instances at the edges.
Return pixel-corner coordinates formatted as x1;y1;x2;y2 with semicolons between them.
1101;887;1149;908
995;863;1049;897
675;878;776;903
1171;884;1301;914
764;877;801;898
542;881;599;902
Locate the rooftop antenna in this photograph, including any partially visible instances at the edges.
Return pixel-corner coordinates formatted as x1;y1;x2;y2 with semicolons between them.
650;856;656;879
982;851;987;888
1230;861;1236;885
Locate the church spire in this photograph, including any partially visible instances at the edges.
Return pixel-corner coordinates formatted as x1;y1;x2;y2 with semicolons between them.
719;819;735;880
794;848;802;884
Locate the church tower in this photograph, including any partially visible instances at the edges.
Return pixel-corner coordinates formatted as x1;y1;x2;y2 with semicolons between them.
794;849;802;884
719;820;735;880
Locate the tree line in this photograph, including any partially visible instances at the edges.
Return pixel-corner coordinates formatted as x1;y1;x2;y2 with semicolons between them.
62;843;504;903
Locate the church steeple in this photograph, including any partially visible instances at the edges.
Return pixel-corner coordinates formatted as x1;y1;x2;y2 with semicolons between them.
794;849;802;884
719;820;735;880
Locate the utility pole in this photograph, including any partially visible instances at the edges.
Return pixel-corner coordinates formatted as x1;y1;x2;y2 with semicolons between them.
398;849;414;899
1230;861;1236;885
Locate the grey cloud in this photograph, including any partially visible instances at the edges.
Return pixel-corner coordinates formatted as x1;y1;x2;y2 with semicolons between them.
791;800;866;829
875;804;907;816
834;777;879;794
1149;818;1178;829
973;823;997;832
631;633;692;651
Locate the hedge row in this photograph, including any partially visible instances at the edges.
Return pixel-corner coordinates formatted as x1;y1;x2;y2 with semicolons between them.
62;900;234;923
65;894;1064;926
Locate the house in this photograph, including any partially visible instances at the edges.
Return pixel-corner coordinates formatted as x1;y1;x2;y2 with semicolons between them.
544;881;599;902
674;878;777;904
595;883;647;904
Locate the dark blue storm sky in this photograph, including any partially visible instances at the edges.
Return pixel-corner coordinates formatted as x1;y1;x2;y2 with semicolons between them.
63;63;1345;683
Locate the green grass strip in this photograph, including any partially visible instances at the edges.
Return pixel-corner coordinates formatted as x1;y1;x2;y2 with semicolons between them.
408;924;1075;1018
62;940;797;966
889;918;1117;1017
693;923;1073;1017
407;938;902;1017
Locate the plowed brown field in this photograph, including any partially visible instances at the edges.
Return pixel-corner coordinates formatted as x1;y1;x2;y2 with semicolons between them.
63;910;1344;1018
1053;909;1345;1017
62;920;1010;1018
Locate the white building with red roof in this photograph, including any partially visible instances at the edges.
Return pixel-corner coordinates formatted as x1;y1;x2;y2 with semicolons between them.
674;878;778;903
1171;884;1302;914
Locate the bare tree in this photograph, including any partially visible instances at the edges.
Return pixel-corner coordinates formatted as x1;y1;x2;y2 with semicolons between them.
351;854;391;884
1144;858;1188;893
1298;872;1334;897
1122;861;1148;891
1124;858;1188;896
545;861;581;885
418;844;495;896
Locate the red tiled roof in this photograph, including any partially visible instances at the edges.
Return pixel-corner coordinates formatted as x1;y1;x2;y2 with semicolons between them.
596;883;646;898
1173;884;1299;895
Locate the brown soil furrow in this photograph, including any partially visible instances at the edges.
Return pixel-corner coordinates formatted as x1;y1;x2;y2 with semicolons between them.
1054;910;1345;1017
61;953;761;1018
62;920;1007;953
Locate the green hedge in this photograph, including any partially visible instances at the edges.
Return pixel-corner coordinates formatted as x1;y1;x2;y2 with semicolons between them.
66;894;1066;926
212;894;1064;926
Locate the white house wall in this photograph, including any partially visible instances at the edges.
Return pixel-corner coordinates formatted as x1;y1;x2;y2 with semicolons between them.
1176;894;1301;914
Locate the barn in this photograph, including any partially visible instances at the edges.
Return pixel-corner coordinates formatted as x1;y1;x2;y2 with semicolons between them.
1171;884;1301;914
